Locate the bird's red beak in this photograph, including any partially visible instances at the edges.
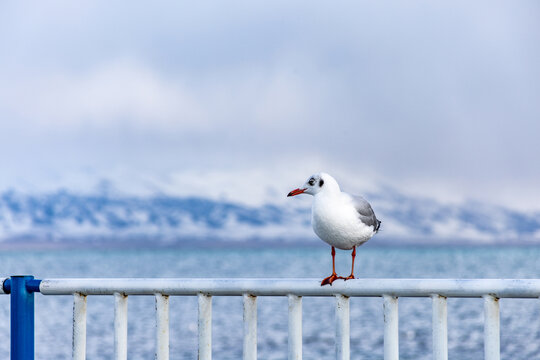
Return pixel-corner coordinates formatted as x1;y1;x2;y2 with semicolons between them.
287;188;306;197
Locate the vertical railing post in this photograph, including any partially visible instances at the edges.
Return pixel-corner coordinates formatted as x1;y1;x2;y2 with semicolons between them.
155;293;170;360
383;295;399;360
73;293;87;360
114;293;128;360
483;295;500;360
198;293;212;360
288;294;302;360
10;276;36;360
243;294;257;360
335;294;350;360
432;295;448;360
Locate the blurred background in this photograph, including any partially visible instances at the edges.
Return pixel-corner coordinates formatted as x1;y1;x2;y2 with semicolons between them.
1;1;540;359
0;0;539;245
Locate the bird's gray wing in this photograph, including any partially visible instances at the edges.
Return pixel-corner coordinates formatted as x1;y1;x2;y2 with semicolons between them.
351;195;381;231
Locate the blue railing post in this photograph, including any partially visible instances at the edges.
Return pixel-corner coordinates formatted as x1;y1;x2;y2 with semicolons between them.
7;276;40;360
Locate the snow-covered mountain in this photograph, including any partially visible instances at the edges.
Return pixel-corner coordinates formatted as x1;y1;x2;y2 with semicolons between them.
0;187;539;246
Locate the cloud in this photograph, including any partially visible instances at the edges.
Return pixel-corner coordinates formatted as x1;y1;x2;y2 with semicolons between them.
0;56;323;133
1;59;205;130
0;1;539;211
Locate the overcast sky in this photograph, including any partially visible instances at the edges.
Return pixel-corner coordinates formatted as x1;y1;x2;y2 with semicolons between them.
1;1;539;209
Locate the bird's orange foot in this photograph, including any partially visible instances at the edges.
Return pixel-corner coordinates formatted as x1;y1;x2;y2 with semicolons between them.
321;273;342;286
343;274;355;281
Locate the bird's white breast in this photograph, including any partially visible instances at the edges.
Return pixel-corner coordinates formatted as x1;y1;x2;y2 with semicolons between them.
311;192;375;250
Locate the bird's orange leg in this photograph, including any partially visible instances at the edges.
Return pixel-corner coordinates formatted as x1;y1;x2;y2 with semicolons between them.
344;246;356;280
321;246;342;286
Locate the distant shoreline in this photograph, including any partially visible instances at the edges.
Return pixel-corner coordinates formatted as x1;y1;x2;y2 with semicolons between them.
0;237;539;252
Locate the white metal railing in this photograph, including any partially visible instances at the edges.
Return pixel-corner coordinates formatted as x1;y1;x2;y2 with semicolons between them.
6;278;540;359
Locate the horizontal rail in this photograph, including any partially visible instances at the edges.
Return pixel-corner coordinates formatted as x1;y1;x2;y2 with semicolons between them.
38;278;540;297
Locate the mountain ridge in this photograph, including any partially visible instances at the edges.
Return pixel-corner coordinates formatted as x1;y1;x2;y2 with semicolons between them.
0;188;539;245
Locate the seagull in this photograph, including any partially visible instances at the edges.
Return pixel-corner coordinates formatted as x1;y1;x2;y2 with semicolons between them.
287;172;381;286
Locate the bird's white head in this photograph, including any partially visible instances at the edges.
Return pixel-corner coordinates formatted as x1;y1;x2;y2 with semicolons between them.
287;172;341;197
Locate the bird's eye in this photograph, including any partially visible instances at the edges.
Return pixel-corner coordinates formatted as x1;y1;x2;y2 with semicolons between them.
319;179;324;187
308;178;315;186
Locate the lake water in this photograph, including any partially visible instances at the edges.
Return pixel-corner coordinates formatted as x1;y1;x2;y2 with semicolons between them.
1;245;540;359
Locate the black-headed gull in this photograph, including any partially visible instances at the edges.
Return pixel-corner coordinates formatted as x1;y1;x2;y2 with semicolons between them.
288;172;381;286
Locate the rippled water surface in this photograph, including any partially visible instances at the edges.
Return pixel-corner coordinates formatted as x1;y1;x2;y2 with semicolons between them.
2;245;540;359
